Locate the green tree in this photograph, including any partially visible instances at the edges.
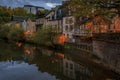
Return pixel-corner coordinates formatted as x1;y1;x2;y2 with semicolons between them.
13;7;27;16
0;6;13;23
36;9;49;17
7;24;24;41
0;24;10;38
33;26;59;46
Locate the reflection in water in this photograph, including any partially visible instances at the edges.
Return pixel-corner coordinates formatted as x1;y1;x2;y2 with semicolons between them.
16;42;22;47
0;40;119;80
63;58;93;80
0;61;58;80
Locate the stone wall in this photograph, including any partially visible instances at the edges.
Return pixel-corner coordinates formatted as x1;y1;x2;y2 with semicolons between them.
93;33;120;73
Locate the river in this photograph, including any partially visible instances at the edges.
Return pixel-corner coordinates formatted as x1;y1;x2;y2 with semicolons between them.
0;40;119;80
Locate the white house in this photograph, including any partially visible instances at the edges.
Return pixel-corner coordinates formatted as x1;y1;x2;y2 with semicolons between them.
63;16;75;42
24;5;44;14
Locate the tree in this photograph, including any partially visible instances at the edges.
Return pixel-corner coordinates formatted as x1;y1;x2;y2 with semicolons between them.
68;0;120;17
0;6;12;23
7;24;24;41
33;26;59;46
36;9;49;17
13;7;27;16
0;24;10;38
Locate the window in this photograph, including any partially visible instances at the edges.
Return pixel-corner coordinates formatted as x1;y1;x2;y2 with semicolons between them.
67;34;69;38
66;62;68;68
65;18;69;24
70;63;73;70
65;25;68;31
70;25;73;31
69;18;73;24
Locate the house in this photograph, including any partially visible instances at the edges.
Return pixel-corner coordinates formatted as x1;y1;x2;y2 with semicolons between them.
110;15;120;32
26;18;36;36
44;5;63;33
35;14;45;30
63;16;75;42
73;16;109;38
12;16;36;37
12;16;27;29
24;5;44;14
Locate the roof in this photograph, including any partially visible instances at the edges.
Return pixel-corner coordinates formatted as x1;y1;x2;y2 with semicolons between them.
24;5;44;9
36;14;45;19
12;16;28;22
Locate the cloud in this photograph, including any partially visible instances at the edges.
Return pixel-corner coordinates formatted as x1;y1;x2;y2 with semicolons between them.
46;3;61;8
0;0;62;9
46;3;55;8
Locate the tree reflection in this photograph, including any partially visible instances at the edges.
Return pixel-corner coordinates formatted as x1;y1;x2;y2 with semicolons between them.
0;40;119;80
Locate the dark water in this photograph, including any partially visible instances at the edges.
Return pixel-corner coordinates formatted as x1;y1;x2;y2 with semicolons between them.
0;40;119;80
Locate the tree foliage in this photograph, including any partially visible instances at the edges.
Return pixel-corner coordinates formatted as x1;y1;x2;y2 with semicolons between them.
0;23;24;41
36;9;49;18
0;6;35;24
68;0;120;17
33;26;59;46
13;7;27;16
0;24;10;38
7;24;24;41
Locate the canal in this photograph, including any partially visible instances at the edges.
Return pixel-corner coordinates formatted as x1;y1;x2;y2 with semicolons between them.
0;40;119;80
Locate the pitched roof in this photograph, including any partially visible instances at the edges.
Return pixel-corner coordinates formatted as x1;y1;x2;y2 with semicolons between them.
12;16;28;22
24;5;44;9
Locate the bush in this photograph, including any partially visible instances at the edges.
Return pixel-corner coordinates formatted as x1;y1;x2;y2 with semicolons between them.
7;25;24;41
0;25;10;38
33;26;59;46
0;23;25;41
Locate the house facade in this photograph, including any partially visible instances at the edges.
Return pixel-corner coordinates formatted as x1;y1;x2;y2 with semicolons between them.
44;5;63;33
63;16;75;42
26;19;36;36
36;17;45;30
73;16;109;38
12;16;36;37
24;5;44;14
110;16;120;32
12;16;27;29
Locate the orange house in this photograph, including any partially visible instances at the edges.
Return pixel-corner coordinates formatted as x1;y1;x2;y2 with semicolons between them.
110;16;120;32
83;16;109;37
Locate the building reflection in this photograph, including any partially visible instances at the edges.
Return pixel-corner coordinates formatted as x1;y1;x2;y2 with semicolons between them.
62;56;93;80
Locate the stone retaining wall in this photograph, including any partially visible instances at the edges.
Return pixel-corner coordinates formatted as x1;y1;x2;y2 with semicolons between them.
93;33;120;73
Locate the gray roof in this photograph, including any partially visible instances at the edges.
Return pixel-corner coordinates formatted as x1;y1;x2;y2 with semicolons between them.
12;16;28;22
24;5;44;9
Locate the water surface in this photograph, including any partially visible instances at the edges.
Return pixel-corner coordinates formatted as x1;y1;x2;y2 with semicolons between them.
0;40;119;80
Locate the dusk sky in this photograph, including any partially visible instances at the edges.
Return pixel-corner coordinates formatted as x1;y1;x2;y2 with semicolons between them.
0;0;62;9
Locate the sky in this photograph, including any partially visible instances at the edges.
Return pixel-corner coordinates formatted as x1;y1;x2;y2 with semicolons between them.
0;61;58;80
0;0;62;9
